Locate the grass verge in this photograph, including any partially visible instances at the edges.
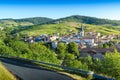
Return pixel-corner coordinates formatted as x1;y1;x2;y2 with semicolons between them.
0;62;16;80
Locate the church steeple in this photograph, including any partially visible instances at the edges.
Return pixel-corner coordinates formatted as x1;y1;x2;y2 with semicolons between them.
79;24;84;37
81;24;84;32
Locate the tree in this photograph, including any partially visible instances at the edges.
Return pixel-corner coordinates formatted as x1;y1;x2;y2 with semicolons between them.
99;50;120;79
108;41;115;48
62;54;75;66
8;40;31;54
57;52;65;60
29;42;60;64
103;44;109;48
57;43;67;54
63;58;88;70
79;56;93;70
0;31;6;40
57;43;67;60
0;45;15;55
67;42;79;56
64;54;75;60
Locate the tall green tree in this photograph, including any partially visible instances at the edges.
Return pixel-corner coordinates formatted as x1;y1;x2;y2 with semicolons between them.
79;56;93;70
67;42;79;56
57;43;67;54
99;50;120;79
57;43;67;60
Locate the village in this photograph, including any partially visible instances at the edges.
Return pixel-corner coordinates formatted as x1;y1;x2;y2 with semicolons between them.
21;25;120;59
22;25;120;48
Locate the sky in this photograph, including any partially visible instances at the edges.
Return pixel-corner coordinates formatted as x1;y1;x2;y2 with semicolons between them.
0;0;120;20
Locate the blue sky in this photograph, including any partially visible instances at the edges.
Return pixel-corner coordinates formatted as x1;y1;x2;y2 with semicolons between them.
0;0;120;20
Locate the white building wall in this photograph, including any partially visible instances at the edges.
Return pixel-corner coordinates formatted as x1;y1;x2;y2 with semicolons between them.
84;39;94;43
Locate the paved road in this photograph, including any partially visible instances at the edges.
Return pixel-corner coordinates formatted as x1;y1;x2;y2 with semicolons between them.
0;58;73;80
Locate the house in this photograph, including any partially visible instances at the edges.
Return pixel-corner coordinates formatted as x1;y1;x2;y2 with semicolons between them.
51;41;58;49
78;43;86;49
69;38;81;43
49;36;59;41
86;32;100;37
61;38;70;44
35;36;42;42
24;36;34;43
100;38;111;44
82;37;95;44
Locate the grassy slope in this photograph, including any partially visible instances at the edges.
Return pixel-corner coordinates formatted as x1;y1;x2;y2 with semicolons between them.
0;63;16;80
0;20;33;27
18;22;120;36
85;24;120;35
19;22;80;36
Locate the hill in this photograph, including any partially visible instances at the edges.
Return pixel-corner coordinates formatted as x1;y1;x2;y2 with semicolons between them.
0;17;53;27
14;17;53;25
0;15;119;36
49;15;120;26
10;15;120;36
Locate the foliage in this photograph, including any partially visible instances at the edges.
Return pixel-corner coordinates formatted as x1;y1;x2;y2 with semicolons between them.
62;53;88;70
2;37;60;64
65;59;88;70
0;45;15;55
29;42;60;64
57;43;67;60
98;41;115;48
79;56;93;70
0;31;6;40
68;42;79;56
99;51;120;79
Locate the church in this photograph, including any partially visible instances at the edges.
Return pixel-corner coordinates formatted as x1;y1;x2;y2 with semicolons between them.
79;24;84;37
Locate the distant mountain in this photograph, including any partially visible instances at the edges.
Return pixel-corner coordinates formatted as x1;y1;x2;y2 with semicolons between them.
50;15;120;26
0;17;53;27
1;15;120;27
14;17;53;25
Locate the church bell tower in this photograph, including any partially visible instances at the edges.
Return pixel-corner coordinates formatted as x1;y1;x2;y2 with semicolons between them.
79;24;84;37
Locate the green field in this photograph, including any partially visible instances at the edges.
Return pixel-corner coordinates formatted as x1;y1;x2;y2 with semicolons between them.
18;22;80;36
85;24;120;35
17;22;120;36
